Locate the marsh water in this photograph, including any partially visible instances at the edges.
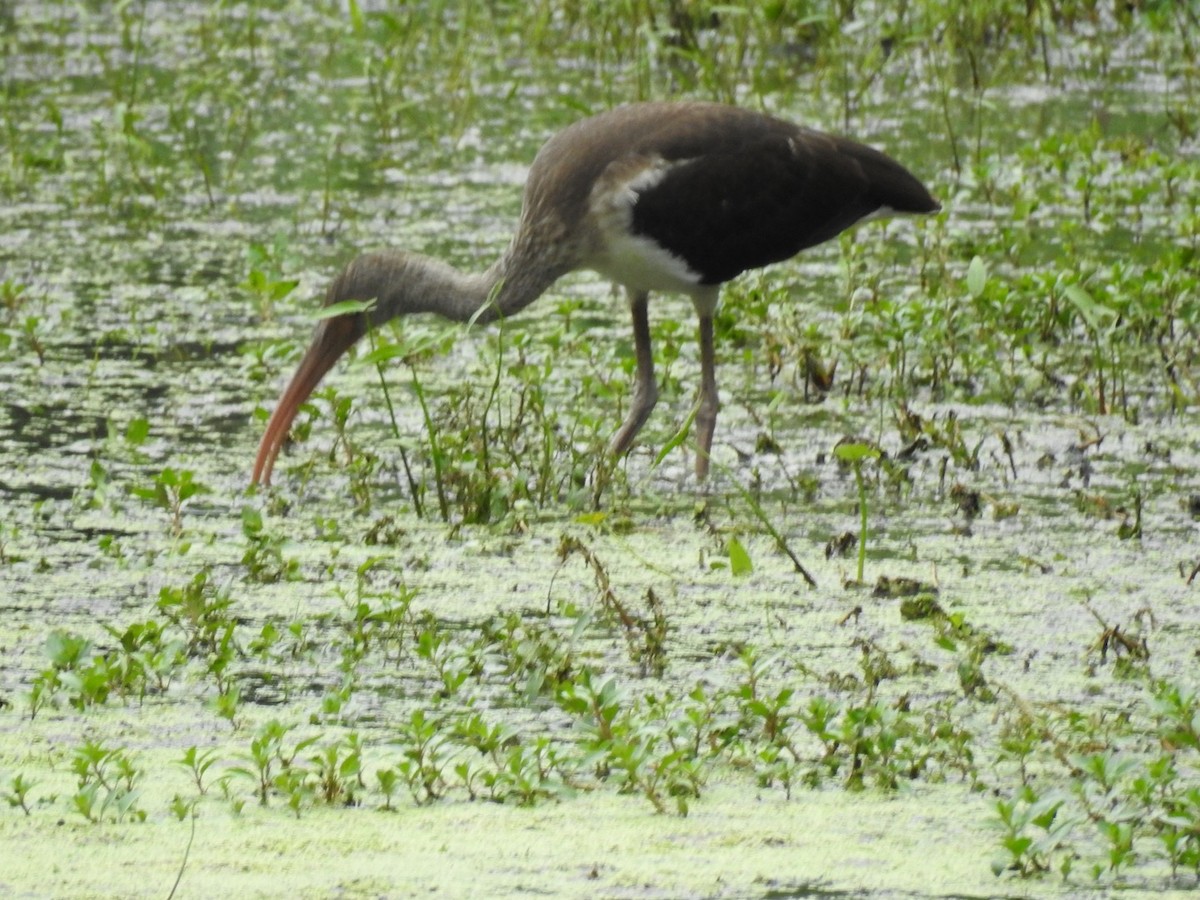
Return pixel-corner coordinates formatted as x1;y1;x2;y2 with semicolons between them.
1;2;1199;897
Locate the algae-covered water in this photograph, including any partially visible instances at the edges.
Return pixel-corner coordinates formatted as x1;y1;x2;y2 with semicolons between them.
1;2;1199;897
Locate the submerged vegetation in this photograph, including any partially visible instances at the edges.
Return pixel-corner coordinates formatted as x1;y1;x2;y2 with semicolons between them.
1;0;1199;895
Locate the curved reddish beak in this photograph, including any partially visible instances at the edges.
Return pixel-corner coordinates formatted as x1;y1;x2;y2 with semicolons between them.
252;314;363;485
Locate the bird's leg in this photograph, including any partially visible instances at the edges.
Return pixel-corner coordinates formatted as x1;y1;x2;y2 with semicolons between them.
610;290;659;458
695;311;720;480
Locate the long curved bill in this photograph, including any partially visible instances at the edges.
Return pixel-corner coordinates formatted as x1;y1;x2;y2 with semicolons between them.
251;315;362;485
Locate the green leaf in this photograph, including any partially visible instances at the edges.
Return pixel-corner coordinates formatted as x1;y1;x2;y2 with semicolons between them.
124;417;150;445
966;255;988;298
177;481;206;502
239;269;267;292
728;537;753;576
269;279;299;301
354;326;457;367
347;0;365;33
653;405;697;468
311;299;376;321
1063;284;1115;332
241;505;264;535
129;484;161;503
356;342;411;367
833;442;881;463
1003;835;1034;857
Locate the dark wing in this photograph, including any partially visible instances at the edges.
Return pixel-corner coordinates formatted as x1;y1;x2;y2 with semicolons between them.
522;102;937;284
627;115;937;285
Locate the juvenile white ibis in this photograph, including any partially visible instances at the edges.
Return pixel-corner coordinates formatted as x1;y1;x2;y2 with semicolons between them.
252;101;939;485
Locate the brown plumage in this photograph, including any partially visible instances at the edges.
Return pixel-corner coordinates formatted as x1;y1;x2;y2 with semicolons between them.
252;102;939;486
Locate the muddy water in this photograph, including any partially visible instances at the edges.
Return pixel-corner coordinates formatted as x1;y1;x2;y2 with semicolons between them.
1;3;1198;898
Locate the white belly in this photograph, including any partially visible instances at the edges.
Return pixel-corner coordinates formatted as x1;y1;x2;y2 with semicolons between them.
588;231;702;294
584;155;704;295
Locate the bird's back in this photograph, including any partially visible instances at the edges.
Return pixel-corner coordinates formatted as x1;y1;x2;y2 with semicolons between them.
518;102;938;287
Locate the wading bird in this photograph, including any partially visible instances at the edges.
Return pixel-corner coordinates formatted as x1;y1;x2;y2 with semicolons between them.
252;101;939;485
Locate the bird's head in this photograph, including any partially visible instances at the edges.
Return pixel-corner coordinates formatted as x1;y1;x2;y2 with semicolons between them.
250;254;400;486
251;248;498;485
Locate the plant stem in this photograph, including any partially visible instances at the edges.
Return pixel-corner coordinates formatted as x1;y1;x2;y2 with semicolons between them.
853;461;867;584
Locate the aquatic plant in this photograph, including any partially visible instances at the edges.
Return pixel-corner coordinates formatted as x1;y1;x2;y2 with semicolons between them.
3;1;1199;894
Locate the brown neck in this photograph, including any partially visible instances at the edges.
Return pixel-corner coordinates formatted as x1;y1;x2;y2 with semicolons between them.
325;242;569;331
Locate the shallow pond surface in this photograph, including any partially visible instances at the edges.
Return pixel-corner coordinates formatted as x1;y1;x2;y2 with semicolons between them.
1;2;1199;897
